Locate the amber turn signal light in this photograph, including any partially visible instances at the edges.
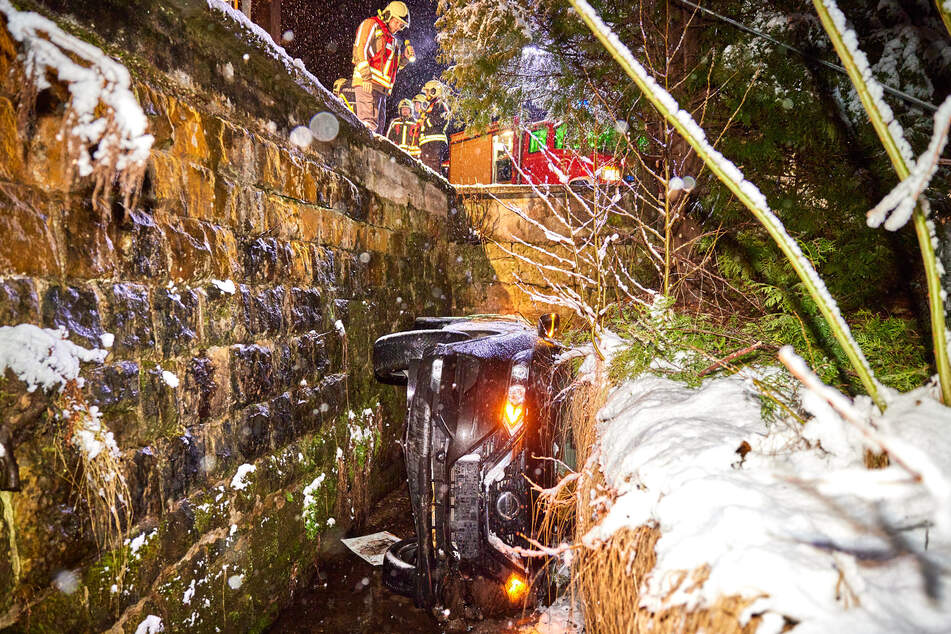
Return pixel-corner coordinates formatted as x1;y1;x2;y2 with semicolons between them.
502;385;526;435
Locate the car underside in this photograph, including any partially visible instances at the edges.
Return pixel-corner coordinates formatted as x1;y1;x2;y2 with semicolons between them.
373;315;571;616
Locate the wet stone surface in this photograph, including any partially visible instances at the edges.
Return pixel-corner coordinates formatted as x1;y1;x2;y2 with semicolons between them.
0;277;39;326
154;287;199;358
41;284;103;348
103;282;154;356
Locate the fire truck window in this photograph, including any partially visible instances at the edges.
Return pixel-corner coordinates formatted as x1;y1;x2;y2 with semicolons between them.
554;124;567;149
528;127;548;153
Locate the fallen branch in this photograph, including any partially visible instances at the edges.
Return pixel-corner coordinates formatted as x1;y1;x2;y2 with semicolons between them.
698;341;763;377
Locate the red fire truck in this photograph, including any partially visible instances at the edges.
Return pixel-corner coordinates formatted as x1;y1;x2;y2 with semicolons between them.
448;120;622;186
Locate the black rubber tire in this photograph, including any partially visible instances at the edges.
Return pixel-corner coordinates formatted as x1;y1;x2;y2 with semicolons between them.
382;538;418;598
372;329;469;385
412;316;467;330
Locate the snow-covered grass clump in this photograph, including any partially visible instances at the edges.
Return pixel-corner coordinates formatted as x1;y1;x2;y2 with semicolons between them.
589;373;951;632
0;1;153;204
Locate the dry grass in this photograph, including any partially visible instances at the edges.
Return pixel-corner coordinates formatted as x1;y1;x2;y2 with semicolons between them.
562;363;768;634
57;380;133;603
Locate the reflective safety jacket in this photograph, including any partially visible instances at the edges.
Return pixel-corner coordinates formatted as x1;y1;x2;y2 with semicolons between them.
386;116;421;157
352;16;412;94
419;99;449;146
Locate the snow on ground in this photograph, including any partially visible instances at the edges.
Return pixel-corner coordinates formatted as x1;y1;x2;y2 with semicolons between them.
587;370;951;633
0;324;106;392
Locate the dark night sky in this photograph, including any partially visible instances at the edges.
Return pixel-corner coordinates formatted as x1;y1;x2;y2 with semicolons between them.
282;0;443;115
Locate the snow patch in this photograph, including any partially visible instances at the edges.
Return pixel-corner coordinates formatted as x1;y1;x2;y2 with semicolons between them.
230;463;256;491
134;615;164;634
0;325;106;393
161;370;179;388
211;279;236;294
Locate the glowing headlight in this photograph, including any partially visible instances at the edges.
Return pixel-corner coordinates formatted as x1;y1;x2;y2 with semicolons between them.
601;165;621;182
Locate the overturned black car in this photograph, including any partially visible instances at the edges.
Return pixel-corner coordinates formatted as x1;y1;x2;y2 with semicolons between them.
372;315;571;614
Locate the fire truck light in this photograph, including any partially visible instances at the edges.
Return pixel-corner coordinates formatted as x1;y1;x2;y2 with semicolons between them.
601;166;621;182
505;573;529;602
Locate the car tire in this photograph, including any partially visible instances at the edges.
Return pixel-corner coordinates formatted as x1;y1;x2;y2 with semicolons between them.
373;329;469;385
382;538;418;598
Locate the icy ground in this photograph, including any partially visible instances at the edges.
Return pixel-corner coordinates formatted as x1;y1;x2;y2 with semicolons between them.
586;369;951;633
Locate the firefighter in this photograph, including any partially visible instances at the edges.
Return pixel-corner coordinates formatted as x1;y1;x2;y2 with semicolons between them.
387;98;420;157
419;80;449;173
332;78;355;112
352;2;416;134
412;92;428;120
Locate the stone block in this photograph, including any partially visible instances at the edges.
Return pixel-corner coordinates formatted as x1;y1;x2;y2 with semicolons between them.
160;430;207;505
128;445;161;518
207;225;238;280
182;356;218;426
162;216;212;282
154;287;199;358
141;364;181;442
230;344;273;408
25;113;71;193
117;209;170;280
311;245;337;289
167;98;210;162
234;186;267;235
234;403;271;461
182;162;216;221
287;241;313;284
41;285;103;349
289;332;328;385
240;237;291;284
288;288;322;334
0;96;24;180
62;198;115;276
240;285;285;337
102;282;154;356
86;361;140;412
149;151;184;209
137;85;174;151
0;277;39;326
0;184;60;277
268;392;294;449
271;341;292;396
204;283;242;346
264;195;302;239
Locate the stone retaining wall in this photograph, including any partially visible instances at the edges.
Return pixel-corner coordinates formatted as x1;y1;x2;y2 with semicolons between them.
0;1;493;631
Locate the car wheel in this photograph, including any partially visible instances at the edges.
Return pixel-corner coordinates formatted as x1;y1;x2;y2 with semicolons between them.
373;329;469;385
382;538;418;597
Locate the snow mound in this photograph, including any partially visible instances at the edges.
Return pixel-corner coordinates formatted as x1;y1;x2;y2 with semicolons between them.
590;374;951;633
0;324;106;393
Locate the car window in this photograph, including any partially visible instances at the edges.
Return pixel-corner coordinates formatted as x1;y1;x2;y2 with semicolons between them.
528;127;548;153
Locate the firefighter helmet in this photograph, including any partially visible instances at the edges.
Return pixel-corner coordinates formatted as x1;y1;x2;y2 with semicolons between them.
423;80;443;99
398;98;413;113
380;2;410;28
333;78;347;94
414;93;427;103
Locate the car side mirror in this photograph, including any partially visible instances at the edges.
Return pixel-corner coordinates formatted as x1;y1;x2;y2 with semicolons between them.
537;313;560;339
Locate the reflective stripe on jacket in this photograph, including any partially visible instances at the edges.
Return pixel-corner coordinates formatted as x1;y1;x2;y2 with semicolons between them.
419;99;449;146
353;16;405;93
386;117;420;155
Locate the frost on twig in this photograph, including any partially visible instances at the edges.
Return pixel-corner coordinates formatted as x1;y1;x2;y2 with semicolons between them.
867;95;951;231
0;0;154;211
